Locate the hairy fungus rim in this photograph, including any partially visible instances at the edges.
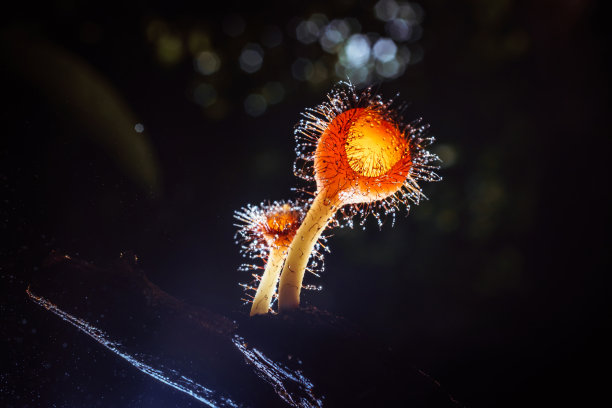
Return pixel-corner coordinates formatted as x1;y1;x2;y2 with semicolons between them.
294;82;441;227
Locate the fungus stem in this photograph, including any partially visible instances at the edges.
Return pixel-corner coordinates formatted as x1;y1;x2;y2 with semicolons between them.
278;190;338;311
250;247;285;316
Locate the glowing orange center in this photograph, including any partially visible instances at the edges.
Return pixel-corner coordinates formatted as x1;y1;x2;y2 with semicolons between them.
345;110;405;177
262;204;300;247
314;107;412;204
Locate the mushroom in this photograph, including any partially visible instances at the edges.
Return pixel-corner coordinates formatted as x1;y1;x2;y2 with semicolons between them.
234;200;326;316
277;82;441;311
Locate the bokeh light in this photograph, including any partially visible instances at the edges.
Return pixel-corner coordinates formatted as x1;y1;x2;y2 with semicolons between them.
374;0;400;22
373;38;397;62
194;51;221;75
239;43;264;73
292;58;314;81
150;3;427;115
296;20;320;44
341;34;371;68
244;93;267;116
319;19;350;54
261;81;285;105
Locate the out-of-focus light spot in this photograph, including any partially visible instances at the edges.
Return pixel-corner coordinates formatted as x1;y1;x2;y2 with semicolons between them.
320;19;350;54
334;61;344;79
410;23;423;42
345;17;362;34
340;34;371;68
310;14;328;34
349;66;371;84
374;0;399;22
156;33;183;65
244;94;267;117
239;44;264;73
336;62;371;85
223;15;245;37
261;25;283;48
194;51;221;75
262;82;285;105
398;45;412;64
309;14;329;27
193;83;217;107
375;58;404;78
308;61;329;84
372;38;397;62
386;18;413;42
398;2;424;23
292;58;314;81
296;20;320;44
296;14;328;44
188;30;211;55
434;144;458;168
134;123;144;133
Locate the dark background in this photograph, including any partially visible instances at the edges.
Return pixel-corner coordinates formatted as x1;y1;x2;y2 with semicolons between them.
1;0;610;407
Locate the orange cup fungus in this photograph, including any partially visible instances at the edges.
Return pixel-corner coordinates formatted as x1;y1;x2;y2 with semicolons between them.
277;82;441;311
234;82;440;315
234;200;326;315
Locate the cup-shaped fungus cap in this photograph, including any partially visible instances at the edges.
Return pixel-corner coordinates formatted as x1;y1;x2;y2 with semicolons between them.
234;199;327;313
315;106;413;205
261;203;303;247
234;200;305;254
294;82;441;224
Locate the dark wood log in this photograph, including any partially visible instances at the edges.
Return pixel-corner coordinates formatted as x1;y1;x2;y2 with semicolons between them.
28;252;460;407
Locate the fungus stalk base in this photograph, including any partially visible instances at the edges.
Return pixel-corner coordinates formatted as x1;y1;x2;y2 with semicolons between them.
278;191;338;311
250;247;286;316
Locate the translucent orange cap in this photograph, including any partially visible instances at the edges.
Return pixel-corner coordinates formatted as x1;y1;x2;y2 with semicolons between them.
314;106;413;205
294;82;441;227
234;201;304;254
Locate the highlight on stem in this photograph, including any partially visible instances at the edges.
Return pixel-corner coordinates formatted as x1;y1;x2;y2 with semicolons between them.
277;82;441;311
234;200;327;316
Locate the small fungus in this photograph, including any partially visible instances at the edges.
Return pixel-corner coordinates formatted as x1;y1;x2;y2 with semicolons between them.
234;200;326;315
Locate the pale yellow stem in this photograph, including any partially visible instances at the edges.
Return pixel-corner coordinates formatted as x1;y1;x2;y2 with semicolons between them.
278;191;338;311
250;246;285;316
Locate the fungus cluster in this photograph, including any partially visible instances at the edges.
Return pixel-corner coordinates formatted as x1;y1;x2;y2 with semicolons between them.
235;82;440;314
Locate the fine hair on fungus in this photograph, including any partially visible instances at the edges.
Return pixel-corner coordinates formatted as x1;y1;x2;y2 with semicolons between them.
234;200;327;315
277;82;441;311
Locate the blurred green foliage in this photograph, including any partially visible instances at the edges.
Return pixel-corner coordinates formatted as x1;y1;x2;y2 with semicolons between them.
1;29;160;193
